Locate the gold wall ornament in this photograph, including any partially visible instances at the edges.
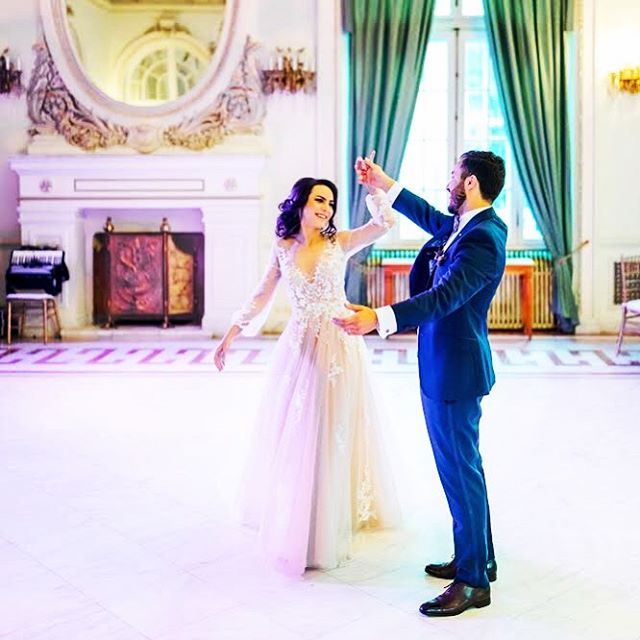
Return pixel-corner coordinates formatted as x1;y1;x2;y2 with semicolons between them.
28;42;128;150
27;37;266;153
144;14;192;37
163;112;226;151
163;37;265;151
261;47;316;95
0;47;25;97
609;67;640;94
127;125;164;154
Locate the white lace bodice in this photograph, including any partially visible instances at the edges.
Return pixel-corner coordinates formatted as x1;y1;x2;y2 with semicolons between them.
277;240;348;326
231;239;350;341
231;189;396;335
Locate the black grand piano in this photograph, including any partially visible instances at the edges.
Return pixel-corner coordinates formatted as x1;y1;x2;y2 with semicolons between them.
5;246;69;296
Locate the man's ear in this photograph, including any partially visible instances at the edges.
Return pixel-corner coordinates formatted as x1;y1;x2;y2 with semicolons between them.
465;174;478;191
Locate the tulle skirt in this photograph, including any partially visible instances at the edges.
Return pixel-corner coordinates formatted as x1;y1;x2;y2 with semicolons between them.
239;316;400;575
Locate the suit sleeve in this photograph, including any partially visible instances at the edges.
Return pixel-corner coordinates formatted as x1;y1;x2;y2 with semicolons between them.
393;188;454;237
391;228;504;331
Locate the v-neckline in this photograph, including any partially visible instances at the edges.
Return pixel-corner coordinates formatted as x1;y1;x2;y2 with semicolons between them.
289;240;332;283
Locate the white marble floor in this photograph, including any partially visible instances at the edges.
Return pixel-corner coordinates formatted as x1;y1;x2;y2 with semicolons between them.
1;335;640;640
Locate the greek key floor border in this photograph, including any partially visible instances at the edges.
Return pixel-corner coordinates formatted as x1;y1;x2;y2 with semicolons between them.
1;336;639;375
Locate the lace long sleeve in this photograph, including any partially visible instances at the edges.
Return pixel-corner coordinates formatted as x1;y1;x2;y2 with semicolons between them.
366;188;396;230
341;188;396;257
230;241;282;336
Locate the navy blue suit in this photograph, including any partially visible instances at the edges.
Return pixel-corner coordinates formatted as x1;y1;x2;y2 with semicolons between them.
391;188;507;588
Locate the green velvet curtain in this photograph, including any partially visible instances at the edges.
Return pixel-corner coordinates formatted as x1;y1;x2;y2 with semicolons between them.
483;0;578;331
344;0;435;303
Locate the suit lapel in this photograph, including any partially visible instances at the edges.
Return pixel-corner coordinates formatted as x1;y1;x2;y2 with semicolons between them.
409;229;451;296
409;211;495;296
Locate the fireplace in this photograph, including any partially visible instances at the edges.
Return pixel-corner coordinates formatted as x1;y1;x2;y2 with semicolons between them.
93;230;205;328
9;153;266;335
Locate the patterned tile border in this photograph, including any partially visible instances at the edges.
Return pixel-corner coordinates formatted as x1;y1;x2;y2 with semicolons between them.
0;338;639;375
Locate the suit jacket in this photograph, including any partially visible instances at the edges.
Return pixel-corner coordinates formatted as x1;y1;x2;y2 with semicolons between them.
391;188;508;401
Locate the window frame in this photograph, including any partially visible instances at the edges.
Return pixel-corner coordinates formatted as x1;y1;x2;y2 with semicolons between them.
114;32;210;106
375;7;544;250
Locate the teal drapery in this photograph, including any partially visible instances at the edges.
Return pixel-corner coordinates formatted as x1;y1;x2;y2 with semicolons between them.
484;0;578;331
344;0;435;303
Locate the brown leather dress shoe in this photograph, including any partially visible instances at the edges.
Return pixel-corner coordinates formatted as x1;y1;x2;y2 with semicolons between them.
424;558;497;582
419;581;491;617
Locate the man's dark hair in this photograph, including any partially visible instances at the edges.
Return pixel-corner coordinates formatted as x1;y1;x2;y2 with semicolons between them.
460;150;505;203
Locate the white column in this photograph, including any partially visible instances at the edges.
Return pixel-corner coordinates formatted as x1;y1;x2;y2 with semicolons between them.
201;200;261;336
315;0;342;183
576;0;600;334
17;202;87;329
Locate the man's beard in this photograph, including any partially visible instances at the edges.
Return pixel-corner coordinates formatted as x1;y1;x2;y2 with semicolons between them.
447;184;466;214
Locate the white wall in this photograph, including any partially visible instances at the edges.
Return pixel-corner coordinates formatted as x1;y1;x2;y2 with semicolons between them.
1;0;637;333
0;0;39;301
577;0;640;333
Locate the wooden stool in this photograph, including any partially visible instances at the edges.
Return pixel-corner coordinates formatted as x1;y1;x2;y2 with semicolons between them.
6;293;61;345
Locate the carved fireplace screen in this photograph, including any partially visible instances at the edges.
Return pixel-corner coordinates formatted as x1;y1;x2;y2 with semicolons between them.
93;231;204;327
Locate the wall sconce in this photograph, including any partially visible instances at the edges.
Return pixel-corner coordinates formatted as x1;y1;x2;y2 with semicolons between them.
0;48;24;97
609;66;640;94
261;47;316;95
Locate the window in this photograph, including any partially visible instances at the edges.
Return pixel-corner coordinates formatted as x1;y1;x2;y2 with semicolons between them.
382;0;543;248
115;32;211;106
127;46;204;104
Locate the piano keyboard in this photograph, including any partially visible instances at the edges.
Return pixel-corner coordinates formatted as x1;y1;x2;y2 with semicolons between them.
10;250;65;266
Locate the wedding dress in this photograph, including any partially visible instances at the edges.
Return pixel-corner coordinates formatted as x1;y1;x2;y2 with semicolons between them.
233;191;400;575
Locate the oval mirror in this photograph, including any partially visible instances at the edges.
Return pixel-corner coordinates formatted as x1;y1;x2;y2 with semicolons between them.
39;0;243;124
64;0;226;107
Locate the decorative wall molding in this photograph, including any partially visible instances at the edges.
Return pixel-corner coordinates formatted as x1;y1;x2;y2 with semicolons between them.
9;153;266;333
27;41;128;151
162;38;265;151
27;36;266;153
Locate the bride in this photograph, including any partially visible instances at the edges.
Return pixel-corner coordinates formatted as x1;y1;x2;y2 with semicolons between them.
214;176;400;575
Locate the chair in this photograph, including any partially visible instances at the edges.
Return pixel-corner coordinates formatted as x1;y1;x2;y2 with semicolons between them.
6;292;61;345
615;255;640;355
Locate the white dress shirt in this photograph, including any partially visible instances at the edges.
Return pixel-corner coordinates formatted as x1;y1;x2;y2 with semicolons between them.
374;182;490;338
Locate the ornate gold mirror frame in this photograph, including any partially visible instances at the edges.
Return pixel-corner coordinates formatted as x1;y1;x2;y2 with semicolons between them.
30;0;266;153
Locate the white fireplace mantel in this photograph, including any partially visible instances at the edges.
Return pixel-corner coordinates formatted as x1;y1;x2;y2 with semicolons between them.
9;153;266;335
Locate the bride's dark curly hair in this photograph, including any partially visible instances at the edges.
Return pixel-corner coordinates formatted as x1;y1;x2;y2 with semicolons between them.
275;177;338;240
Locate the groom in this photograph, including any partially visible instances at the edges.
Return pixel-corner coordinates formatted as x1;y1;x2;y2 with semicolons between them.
334;150;507;617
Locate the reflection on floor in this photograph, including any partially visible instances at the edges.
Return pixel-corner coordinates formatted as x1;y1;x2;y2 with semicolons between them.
1;334;639;639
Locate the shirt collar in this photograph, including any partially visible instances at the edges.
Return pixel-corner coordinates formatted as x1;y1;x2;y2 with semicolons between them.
456;205;491;231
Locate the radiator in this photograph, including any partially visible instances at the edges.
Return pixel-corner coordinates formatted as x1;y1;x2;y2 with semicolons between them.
613;259;640;304
365;248;555;331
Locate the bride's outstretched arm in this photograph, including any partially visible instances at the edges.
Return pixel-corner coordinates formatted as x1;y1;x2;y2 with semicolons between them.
337;189;396;258
214;241;282;371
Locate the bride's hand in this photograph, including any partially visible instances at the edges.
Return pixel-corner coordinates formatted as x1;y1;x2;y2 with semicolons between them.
214;339;231;371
